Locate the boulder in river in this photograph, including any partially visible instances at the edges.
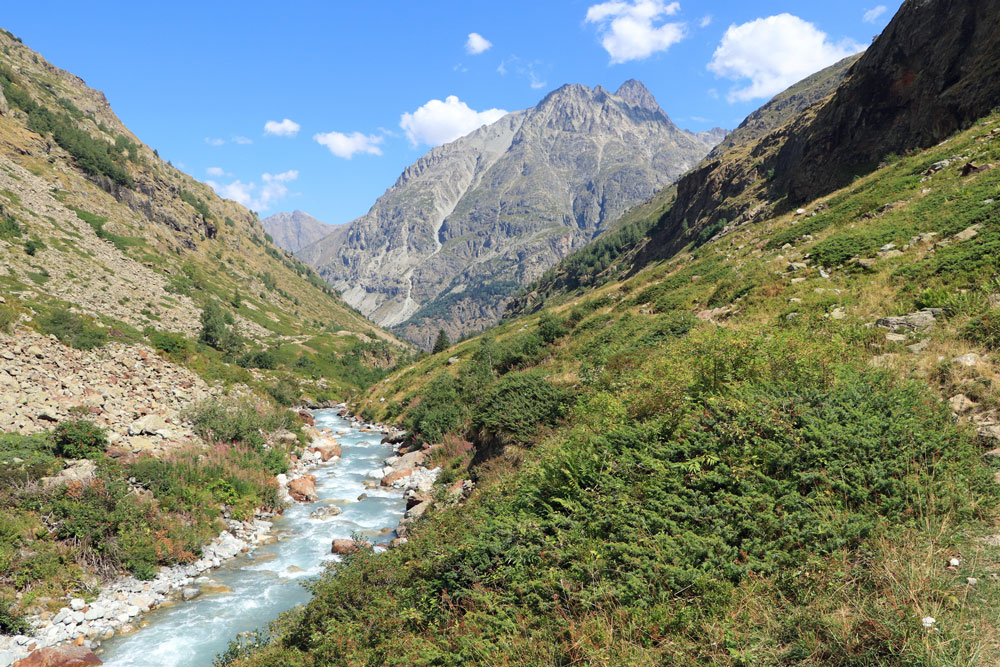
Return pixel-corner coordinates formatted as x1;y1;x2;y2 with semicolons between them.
288;475;318;502
310;438;342;462
310;505;343;519
13;645;102;666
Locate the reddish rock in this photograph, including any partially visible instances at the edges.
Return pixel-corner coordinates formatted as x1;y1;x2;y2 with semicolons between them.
297;410;315;426
14;646;102;666
287;475;318;502
331;539;358;555
380;468;413;487
311;439;342;462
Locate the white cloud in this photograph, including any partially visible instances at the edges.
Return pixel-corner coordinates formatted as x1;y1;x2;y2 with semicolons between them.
465;32;492;55
205;137;225;147
313;131;385;159
863;5;887;23
206;166;225;177
699;15;712;28
232;135;253;145
264;118;301;137
208;170;298;212
585;0;686;64
707;14;864;102
400;96;507;147
264;170;299;183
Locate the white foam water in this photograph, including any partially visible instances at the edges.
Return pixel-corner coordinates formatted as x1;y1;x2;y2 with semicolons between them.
98;409;404;666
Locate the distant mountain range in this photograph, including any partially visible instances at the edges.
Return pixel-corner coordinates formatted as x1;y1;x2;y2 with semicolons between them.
296;80;725;348
262;210;344;254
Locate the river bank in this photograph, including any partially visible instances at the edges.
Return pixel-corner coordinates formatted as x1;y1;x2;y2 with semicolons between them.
0;407;404;666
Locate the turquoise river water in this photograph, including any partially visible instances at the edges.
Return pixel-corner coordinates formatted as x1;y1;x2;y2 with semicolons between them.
98;409;404;666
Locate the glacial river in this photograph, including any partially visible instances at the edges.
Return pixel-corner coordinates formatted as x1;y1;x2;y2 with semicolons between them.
98;409;404;666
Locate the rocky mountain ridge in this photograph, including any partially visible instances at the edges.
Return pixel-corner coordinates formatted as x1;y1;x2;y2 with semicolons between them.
298;80;724;348
262;210;344;254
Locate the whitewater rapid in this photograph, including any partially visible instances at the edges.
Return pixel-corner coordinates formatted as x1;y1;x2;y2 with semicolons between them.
98;409;404;666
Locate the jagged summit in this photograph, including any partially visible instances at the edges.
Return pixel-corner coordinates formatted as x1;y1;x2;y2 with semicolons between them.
299;79;723;349
615;79;662;113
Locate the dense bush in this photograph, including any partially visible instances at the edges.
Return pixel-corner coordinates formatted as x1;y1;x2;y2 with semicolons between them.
472;370;571;446
238;349;278;370
190;399;298;452
266;379;300;407
36;307;107;350
404;374;463;444
149;330;192;356
964;309;1000;350
199;299;242;355
0;212;22;239
536;314;567;344
0;598;30;635
52;420;107;458
0;432;58;489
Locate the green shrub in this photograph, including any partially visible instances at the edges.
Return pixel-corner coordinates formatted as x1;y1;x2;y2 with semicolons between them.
149;330;191;356
36;307;107;350
267;379;300;407
0;598;30;635
238;349;278;370
0;213;21;239
537;314;568;344
0;432;59;488
472;370;571;446
189;400;295;450
0;305;15;333
23;237;44;256
964;309;1000;350
199;299;242;355
52;420;107;458
404;374;463;444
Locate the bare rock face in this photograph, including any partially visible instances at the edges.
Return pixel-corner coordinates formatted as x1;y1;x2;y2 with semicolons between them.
261;210;345;254
299;80;722;348
776;0;1000;204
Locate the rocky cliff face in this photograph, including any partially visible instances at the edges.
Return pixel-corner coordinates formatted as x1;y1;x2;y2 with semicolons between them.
299;80;722;348
635;0;1000;269
262;210;343;254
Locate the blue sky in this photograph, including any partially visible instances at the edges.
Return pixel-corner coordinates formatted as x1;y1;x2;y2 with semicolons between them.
3;1;900;225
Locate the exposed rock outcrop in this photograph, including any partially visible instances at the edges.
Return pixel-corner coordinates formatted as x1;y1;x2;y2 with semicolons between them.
299;80;722;348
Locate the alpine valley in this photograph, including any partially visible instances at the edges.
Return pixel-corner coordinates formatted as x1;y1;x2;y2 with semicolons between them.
3;1;1000;666
295;80;725;348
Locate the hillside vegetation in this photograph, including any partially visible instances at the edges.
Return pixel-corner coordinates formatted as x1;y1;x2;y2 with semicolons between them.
0;27;412;626
0;29;410;402
231;74;1000;667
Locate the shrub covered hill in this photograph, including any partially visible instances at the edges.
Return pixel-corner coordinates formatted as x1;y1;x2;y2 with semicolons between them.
0;27;413;627
227;1;1000;665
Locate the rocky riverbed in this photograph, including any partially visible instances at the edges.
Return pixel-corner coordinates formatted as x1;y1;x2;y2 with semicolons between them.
1;407;455;666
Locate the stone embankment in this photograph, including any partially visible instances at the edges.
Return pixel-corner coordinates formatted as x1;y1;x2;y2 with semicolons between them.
0;328;211;455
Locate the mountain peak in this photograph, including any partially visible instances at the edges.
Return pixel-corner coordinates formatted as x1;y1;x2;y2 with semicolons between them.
615;79;660;113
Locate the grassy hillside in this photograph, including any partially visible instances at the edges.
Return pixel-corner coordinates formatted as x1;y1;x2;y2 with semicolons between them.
0;27;413;629
229;107;1000;665
0;28;409;400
